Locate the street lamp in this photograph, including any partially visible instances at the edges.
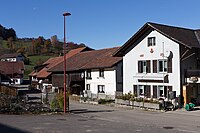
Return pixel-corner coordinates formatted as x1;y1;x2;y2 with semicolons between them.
63;12;71;113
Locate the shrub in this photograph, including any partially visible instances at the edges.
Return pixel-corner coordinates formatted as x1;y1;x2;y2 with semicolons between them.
50;98;59;110
98;99;115;104
135;97;143;102
50;93;69;111
116;93;134;101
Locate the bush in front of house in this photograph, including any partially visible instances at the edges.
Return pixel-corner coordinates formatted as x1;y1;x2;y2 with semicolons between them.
50;93;69;111
98;99;115;104
116;93;134;100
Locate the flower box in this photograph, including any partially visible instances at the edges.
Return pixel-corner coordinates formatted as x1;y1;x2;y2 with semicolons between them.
131;101;143;107
144;102;161;110
115;99;130;105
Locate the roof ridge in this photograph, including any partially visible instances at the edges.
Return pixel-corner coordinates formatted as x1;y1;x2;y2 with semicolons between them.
147;22;195;31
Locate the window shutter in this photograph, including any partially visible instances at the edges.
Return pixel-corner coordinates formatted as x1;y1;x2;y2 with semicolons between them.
164;86;167;97
147;60;151;73
153;60;157;73
133;85;138;96
153;86;157;98
168;59;172;73
147;85;151;98
138;61;142;73
144;85;151;98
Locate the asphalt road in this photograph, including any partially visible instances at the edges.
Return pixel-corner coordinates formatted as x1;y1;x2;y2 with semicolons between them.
0;101;200;133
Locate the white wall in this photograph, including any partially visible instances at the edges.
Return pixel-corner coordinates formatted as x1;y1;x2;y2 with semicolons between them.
123;30;181;96
11;78;23;85
85;69;116;96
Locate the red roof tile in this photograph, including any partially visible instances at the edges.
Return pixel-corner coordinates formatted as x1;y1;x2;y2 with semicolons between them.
0;61;24;75
29;47;88;78
49;47;122;72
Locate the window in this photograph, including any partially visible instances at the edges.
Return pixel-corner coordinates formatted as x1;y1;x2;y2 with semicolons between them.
138;61;146;73
158;86;164;97
147;37;156;46
86;70;91;79
138;60;151;73
158;60;167;72
86;84;90;90
139;85;144;96
98;85;105;93
99;69;104;77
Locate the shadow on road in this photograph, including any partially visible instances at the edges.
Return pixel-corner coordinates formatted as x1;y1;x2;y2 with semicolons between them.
0;123;28;133
70;109;114;114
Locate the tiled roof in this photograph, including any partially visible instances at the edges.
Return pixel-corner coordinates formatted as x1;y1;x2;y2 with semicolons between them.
114;22;200;56
29;47;87;78
0;53;23;58
49;47;122;72
36;56;63;78
148;22;200;48
0;61;24;75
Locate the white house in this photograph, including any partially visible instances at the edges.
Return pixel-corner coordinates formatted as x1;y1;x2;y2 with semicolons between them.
84;59;123;99
49;47;123;99
114;22;200;106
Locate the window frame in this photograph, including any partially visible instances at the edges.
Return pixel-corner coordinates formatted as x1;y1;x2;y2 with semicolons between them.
86;84;90;90
99;69;104;77
139;85;144;96
158;60;167;73
138;61;147;73
97;85;105;93
147;37;156;47
138;60;150;73
86;70;92;79
158;86;164;97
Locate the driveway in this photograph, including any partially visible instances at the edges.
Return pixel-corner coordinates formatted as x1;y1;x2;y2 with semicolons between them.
0;101;200;133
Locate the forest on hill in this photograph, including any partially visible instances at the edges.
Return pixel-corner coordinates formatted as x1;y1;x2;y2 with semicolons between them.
0;24;87;56
0;24;89;78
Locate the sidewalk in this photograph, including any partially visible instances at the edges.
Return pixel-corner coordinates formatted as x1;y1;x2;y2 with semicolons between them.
165;106;200;117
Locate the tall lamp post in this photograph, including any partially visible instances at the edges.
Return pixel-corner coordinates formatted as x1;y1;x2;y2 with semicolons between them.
63;12;71;113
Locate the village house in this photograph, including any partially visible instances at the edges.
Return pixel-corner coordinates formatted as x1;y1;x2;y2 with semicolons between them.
0;61;25;85
29;47;92;101
114;22;200;106
48;47;123;99
0;53;26;62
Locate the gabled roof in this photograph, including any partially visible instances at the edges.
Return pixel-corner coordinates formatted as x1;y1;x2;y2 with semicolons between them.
0;61;24;75
0;53;25;59
29;47;89;78
48;47;122;72
114;22;200;56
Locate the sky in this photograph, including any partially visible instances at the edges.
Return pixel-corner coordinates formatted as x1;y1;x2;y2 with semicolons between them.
1;0;200;49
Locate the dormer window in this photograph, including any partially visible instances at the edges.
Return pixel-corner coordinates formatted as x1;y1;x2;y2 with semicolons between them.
148;37;156;46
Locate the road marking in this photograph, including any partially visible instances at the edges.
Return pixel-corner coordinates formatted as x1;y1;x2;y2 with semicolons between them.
86;129;93;132
135;129;142;132
176;129;199;133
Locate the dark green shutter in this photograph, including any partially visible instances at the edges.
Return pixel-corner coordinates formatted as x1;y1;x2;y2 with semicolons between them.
153;86;157;98
138;61;142;73
168;59;172;73
153;60;157;73
133;85;138;96
147;60;151;73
